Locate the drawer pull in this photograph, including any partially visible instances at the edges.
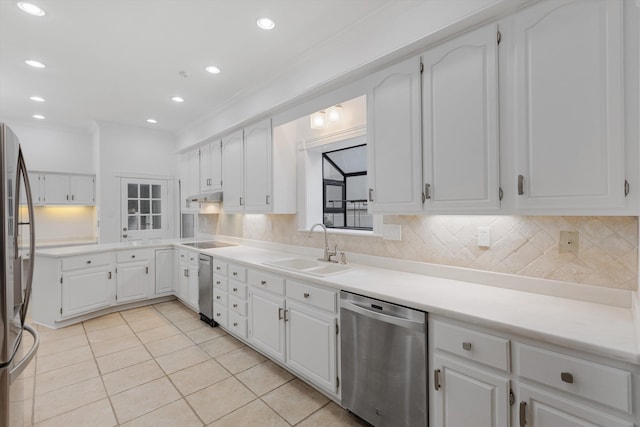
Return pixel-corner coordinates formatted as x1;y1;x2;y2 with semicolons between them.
462;342;472;351
86;260;92;264
131;254;136;258
519;401;527;427
233;287;238;292
233;303;238;308
278;307;284;320
303;293;310;299
233;272;238;276
216;266;221;271
216;312;221;317
216;281;221;285
216;295;221;300
261;280;267;285
561;372;574;384
233;322;238;327
434;369;441;390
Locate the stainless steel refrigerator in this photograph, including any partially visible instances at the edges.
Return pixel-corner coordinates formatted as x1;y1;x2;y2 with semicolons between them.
0;123;38;427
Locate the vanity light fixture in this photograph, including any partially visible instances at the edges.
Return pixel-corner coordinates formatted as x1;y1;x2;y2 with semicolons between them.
17;2;45;16
171;96;184;103
32;114;45;120
25;59;45;68
310;111;326;129
146;118;157;124
29;96;45;102
327;105;343;122
257;17;275;30
204;65;221;74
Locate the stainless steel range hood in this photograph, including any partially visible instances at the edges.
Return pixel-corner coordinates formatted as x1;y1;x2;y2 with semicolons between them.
186;191;223;204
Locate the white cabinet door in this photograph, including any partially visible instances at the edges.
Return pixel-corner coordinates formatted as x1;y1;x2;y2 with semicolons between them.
116;261;150;303
286;301;337;394
433;355;509;427
244;119;272;212
518;385;632;427
512;0;625;212
61;266;115;318
188;257;199;310
178;252;189;302
31;174;45;206
210;141;222;191
69;175;95;205
248;288;285;362
179;149;200;211
422;24;500;212
154;249;175;295
199;143;212;193
42;173;69;204
222;130;244;213
367;55;423;214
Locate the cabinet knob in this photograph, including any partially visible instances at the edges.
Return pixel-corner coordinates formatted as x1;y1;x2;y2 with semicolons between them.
560;372;574;384
216;266;221;271
216;281;221;285
216;295;221;300
233;287;238;292
86;260;92;264
233;272;238;276
303;293;310;299
261;280;267;285
462;342;472;351
216;313;221;317
233;303;238;308
131;254;135;258
233;322;238;327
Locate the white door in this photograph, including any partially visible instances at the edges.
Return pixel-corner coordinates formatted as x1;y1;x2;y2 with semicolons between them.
433;355;509;427
422;24;500;212
222;130;244;213
116;261;149;303
248;289;285;362
286;301;337;394
69;175;95;205
244;119;272;212
121;178;168;241
366;55;423;214
518;385;632;427
512;0;625;212
62;266;115;318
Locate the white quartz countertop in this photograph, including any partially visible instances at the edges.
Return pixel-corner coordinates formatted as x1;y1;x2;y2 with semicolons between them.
36;241;640;365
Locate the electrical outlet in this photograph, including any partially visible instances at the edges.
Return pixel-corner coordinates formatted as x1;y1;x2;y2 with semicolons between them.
383;224;402;241
559;231;579;254
477;227;491;247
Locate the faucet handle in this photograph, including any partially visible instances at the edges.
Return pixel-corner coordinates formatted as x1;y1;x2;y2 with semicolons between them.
340;251;347;265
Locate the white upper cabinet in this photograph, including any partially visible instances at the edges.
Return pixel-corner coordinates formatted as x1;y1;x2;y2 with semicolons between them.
33;172;95;206
511;0;625;212
199;140;222;193
222;130;244;213
179;148;200;211
367;55;423;214
69;175;95;205
422;24;501;212
244;120;273;212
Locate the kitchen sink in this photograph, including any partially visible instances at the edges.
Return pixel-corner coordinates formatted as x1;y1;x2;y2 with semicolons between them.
263;258;353;276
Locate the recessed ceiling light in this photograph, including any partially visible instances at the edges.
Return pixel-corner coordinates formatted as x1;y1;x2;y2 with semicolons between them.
29;96;45;102
146;118;157;124
171;96;184;103
257;17;275;30
32;114;45;120
204;65;220;74
25;59;45;68
17;2;45;16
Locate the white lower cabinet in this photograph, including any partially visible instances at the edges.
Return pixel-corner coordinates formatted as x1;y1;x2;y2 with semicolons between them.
62;265;115;318
248;287;286;362
154;248;176;295
177;250;199;311
116;249;153;304
433;355;509;427
430;316;638;427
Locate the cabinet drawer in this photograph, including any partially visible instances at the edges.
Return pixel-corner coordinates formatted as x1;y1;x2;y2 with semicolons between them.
228;280;247;299
517;344;632;413
213;305;228;328
228;263;247;282
228;294;247;316
213;259;228;276
62;252;114;271
248;269;285;295
213;289;227;307
116;249;152;263
433;321;509;371
286;280;337;313
228;311;247;339
214;276;228;291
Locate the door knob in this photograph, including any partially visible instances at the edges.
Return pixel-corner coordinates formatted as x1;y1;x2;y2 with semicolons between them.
122;234;128;238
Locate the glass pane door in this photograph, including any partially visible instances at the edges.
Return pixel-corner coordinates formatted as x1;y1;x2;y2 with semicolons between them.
121;178;167;241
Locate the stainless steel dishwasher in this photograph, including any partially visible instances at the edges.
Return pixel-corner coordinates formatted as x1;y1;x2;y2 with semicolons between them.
198;254;214;326
340;291;427;427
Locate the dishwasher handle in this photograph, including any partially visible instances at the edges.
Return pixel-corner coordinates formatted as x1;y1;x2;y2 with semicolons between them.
341;300;424;332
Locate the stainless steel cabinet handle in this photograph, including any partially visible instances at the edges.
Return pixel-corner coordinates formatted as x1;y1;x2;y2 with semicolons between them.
86;260;92;264
145;266;149;274
519;401;527;427
233;287;238;292
284;309;289;322
261;280;267;285
233;303;238;308
108;271;112;279
462;342;472;351
561;372;574;384
66;194;69;200
216;312;221;317
266;195;270;205
368;188;374;202
278;307;284;320
239;197;244;205
233;322;238;327
303;293;310;299
424;183;431;200
518;175;524;195
232;272;238;276
216;266;221;271
216;281;221;285
216;295;221;300
434;369;441;390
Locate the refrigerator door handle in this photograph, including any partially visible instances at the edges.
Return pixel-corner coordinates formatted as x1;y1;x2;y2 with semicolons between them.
15;146;36;325
9;323;39;383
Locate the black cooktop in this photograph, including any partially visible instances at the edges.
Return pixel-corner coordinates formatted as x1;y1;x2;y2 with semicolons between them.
182;241;236;249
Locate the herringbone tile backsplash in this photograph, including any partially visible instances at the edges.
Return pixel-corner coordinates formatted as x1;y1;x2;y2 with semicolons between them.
207;214;638;290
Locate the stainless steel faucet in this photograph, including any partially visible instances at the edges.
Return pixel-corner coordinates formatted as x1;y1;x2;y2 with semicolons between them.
309;223;338;262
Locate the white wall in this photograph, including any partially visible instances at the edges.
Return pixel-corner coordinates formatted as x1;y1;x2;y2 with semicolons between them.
96;121;177;243
5;121;94;174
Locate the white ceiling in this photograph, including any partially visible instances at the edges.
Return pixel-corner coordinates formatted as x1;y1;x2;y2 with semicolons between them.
0;0;418;133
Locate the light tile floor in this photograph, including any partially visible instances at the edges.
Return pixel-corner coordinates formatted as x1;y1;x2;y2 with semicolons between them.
18;300;369;426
